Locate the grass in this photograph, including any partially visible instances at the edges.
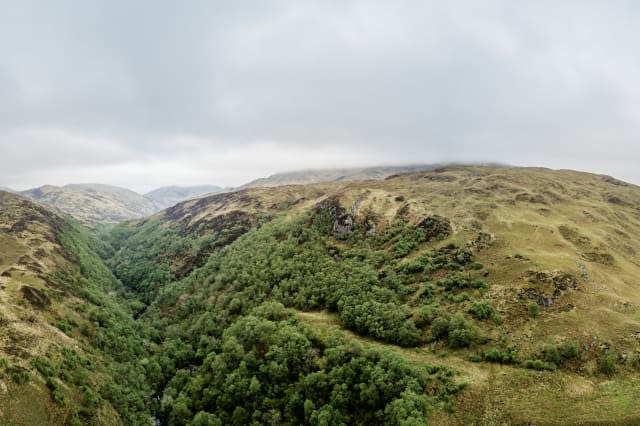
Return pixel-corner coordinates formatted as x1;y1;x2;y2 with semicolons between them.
298;310;640;425
166;166;640;424
3;166;640;424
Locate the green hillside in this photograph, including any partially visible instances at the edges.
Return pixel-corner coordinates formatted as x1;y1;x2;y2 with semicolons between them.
0;191;155;425
3;165;640;425
100;166;640;425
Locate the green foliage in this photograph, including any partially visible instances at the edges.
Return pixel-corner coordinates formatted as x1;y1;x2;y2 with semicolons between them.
32;356;56;378
521;359;557;371
46;377;66;406
191;411;221;426
558;341;581;359
438;274;486;291
57;316;78;336
468;300;494;320
600;350;617;375
444;292;471;303
50;221;155;423
468;354;482;363
429;314;477;348
540;344;561;365
537;341;581;368
527;302;540;318
158;305;449;425
392;227;427;258
10;368;29;384
482;347;519;364
91;207;495;422
413;305;439;328
339;297;422;346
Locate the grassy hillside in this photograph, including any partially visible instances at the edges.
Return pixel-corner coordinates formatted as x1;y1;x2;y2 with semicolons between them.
0;191;152;425
102;166;640;425
3;166;639;424
21;184;159;227
238;164;447;189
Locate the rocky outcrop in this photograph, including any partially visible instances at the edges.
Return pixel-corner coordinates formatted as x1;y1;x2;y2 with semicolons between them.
417;215;452;240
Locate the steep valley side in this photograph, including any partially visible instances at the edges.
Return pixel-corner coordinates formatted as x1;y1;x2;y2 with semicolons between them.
2;165;640;425
101;166;640;425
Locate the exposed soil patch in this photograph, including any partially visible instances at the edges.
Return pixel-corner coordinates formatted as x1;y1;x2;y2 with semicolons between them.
559;225;592;250
515;193;547;204
582;251;615;265
20;285;50;309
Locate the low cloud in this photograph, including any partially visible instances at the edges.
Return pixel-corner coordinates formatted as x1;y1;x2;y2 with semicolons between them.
1;0;639;191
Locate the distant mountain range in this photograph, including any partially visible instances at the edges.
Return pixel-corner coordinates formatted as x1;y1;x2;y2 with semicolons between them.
13;164;506;226
144;185;223;210
0;186;15;193
17;183;226;226
20;184;158;226
238;164;447;189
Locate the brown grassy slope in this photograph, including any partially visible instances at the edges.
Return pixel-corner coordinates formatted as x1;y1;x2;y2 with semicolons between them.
236;164;443;189
156;165;640;425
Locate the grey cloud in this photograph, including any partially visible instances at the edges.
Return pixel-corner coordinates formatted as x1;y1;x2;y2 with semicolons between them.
0;0;639;190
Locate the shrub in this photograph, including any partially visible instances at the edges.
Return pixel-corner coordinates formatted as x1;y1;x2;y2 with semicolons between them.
468;354;482;363
10;369;29;384
447;314;477;348
540;344;560;365
470;279;487;289
558;341;580;359
527;302;540;318
449;328;476;348
414;284;436;303
413;305;439;328
430;316;451;341
444;292;470;303
521;359;556;371
46;377;66;406
600;350;617;375
468;300;494;320
32;356;56;378
483;347;518;364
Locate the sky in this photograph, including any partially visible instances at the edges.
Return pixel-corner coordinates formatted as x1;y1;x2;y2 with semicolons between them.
1;0;639;192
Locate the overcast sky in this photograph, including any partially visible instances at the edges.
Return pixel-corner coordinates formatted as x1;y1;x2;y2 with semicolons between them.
1;0;639;192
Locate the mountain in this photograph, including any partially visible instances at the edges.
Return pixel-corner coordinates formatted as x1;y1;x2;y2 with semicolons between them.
21;183;159;227
101;165;640;425
0;192;150;425
238;164;449;189
144;185;223;210
0;186;15;193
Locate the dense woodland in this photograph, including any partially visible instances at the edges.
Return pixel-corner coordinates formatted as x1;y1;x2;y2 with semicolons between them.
24;198;602;424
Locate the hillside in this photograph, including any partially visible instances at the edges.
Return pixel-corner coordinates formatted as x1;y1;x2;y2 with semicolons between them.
21;184;159;227
101;166;640;425
237;164;449;189
0;191;152;425
144;185;223;210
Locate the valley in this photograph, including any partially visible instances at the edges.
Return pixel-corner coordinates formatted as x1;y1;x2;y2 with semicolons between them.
1;165;640;425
